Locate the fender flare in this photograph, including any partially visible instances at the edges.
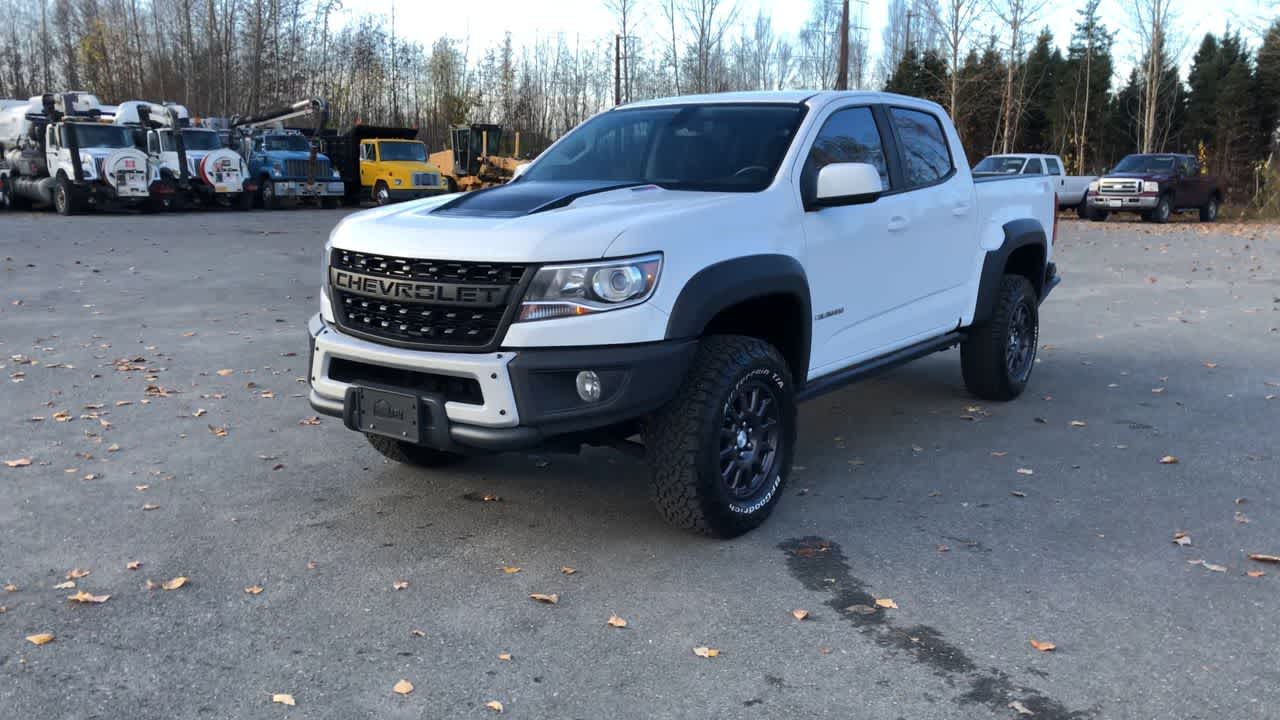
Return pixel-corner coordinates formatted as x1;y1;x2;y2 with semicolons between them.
973;218;1047;325
664;254;812;380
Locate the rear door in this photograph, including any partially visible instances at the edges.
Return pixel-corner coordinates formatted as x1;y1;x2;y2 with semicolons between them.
1178;156;1209;208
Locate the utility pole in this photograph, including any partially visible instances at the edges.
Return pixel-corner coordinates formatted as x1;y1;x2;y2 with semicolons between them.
835;0;849;90
615;34;623;106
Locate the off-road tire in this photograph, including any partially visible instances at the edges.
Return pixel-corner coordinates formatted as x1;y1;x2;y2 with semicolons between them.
1199;196;1218;222
644;335;796;538
365;433;463;468
54;176;78;216
961;275;1038;401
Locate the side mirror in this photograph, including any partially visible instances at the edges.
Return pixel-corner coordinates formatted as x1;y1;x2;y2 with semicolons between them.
511;162;530;180
811;162;883;209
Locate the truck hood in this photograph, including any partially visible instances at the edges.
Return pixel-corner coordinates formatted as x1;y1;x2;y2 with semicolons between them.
1102;172;1173;182
263;150;331;163
329;180;753;262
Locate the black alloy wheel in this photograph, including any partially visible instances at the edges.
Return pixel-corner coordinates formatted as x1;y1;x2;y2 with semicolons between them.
719;379;782;502
1005;301;1036;384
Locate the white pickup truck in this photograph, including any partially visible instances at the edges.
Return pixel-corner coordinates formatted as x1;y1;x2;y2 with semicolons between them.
973;153;1095;211
308;91;1059;537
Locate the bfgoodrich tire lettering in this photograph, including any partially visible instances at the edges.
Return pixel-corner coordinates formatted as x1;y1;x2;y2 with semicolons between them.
961;275;1038;401
644;335;796;538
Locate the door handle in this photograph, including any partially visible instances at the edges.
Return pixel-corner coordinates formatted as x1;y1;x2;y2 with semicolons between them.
887;216;909;232
951;202;971;216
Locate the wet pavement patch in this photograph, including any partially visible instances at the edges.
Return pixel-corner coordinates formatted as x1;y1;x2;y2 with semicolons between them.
779;536;1096;719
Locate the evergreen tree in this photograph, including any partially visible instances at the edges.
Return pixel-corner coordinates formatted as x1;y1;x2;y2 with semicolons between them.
1256;20;1280;150
1018;29;1061;152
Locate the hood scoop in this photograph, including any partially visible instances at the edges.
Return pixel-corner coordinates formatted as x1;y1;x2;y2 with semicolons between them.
431;180;644;218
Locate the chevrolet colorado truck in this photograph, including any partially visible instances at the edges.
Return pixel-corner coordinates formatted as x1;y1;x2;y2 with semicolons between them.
1084;153;1222;223
308;91;1060;537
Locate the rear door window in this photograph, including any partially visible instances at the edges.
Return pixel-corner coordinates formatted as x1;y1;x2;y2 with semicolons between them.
1023;158;1044;175
1044;157;1061;175
888;107;952;188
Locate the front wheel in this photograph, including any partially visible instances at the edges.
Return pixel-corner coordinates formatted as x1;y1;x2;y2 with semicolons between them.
235;191;253;210
260;179;280;209
644;336;796;538
365;433;464;468
373;181;392;206
1199;196;1219;222
961;275;1039;401
1143;194;1171;223
321;196;340;209
54;176;79;216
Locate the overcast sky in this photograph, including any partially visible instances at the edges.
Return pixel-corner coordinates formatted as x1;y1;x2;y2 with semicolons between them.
382;0;1273;80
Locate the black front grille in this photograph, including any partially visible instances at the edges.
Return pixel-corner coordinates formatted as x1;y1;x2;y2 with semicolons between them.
284;158;331;179
331;250;528;349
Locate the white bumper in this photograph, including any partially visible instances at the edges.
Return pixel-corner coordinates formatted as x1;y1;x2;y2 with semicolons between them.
308;314;520;427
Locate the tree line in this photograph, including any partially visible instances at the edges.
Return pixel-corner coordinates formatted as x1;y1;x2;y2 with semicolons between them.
0;0;1277;207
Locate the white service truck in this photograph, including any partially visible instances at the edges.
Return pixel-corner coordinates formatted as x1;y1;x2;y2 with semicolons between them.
972;153;1095;212
114;101;252;210
0;92;158;214
307;91;1060;537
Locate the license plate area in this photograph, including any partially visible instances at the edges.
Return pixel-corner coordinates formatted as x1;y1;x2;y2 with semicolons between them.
1108;199;1122;208
349;386;421;442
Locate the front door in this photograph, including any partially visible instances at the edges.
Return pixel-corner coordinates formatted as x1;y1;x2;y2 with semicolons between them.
359;141;377;188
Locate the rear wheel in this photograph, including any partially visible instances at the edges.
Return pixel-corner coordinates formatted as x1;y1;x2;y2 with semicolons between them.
1199;196;1219;222
365;433;464;468
645;335;796;538
961;275;1038;401
235;191;253;210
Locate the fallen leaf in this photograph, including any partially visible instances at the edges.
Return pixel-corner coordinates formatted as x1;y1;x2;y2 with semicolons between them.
66;568;91;580
875;598;898;609
936;544;950;552
410;629;426;637
990;451;1008;457
244;585;264;595
1009;700;1034;716
161;576;188;591
791;609;809;621
68;590;110;604
126;561;142;570
1248;553;1280;564
393;580;409;590
3;583;17;592
1247;570;1266;578
53;410;72;422
1069;420;1087;427
1016;468;1034;476
298;416;321;426
53;580;76;590
208;425;228;438
497;652;512;661
215;369;234;376
271;693;295;706
4;458;32;468
1203;362;1218;368
392;679;413;695
135;484;149;492
485;700;504;713
501;566;521;574
26;633;54;646
1159;455;1179;465
692;646;720;658
1203;562;1227;573
82;473;98;481
1011;490;1027;498
193;408;207;417
1173;531;1191;546
1234;512;1250;524
1030;638;1056;652
559;566;577;575
142;503;160;511
607;614;628;628
529;593;559;604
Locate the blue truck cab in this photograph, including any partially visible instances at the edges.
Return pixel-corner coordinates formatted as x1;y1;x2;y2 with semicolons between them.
239;129;344;209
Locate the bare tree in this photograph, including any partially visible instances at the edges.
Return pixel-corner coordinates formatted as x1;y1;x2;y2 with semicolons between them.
680;0;739;93
927;0;984;119
1126;0;1178;152
988;0;1049;153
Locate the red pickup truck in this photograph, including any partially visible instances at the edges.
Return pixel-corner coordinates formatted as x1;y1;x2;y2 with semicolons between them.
1084;153;1222;223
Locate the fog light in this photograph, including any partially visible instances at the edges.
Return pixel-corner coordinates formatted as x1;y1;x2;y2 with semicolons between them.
575;371;602;402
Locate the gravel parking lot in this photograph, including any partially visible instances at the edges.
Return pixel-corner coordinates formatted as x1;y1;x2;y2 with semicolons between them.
2;208;1278;719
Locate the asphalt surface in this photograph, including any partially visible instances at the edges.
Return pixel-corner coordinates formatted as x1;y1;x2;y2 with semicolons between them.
1;206;1278;719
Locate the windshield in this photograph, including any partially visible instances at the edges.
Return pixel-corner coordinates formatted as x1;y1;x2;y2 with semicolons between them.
181;129;223;150
522;104;806;192
378;141;426;162
1112;155;1178;174
71;124;135;149
264;135;311;152
973;156;1025;175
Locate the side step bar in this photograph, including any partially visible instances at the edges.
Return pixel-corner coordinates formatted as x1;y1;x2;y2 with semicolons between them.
796;331;965;403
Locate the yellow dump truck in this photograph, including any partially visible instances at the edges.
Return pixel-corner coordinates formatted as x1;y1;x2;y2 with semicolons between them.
320;125;450;205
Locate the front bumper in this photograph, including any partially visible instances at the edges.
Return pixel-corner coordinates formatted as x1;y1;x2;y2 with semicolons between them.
307;314;694;452
385;188;449;201
1089;193;1158;210
272;179;345;197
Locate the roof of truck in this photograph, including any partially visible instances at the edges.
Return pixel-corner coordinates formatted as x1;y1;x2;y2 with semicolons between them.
619;90;940;111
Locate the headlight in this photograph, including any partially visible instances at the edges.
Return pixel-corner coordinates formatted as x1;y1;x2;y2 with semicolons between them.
1142;181;1159;193
518;254;662;322
393;178;402;186
1087;180;1098;192
79;154;96;177
270;160;283;176
332;168;341;179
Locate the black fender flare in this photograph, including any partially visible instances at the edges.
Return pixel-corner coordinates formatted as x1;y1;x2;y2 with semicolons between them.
664;254;812;381
973;218;1047;325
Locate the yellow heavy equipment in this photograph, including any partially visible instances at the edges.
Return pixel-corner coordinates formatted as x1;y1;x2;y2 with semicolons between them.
428;123;523;192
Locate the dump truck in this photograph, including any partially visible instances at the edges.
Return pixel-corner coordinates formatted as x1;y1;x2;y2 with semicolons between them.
230;99;344;209
0;92;158;214
428;123;525;192
318;125;450;205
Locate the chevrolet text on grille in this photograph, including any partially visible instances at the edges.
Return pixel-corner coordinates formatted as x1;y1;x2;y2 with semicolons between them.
330;269;508;306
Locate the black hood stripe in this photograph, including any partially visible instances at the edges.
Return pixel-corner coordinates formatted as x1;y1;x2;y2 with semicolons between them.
431;180;645;218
